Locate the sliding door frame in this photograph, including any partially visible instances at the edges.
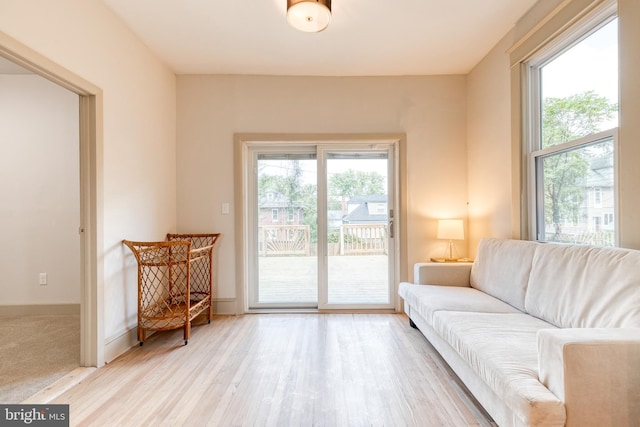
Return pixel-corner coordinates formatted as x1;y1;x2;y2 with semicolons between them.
234;133;407;314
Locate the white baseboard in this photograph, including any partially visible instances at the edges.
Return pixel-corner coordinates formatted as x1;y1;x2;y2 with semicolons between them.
213;298;237;315
0;304;80;316
104;325;138;363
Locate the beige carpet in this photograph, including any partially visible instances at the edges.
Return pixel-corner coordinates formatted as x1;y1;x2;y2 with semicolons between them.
0;314;79;403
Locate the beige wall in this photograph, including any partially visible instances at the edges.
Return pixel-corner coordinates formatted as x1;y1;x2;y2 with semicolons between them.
177;75;469;302
0;0;177;357
466;34;515;256
466;0;567;255
0;74;80;304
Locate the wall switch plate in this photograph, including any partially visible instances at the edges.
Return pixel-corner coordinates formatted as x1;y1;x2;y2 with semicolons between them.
222;202;230;215
39;273;47;285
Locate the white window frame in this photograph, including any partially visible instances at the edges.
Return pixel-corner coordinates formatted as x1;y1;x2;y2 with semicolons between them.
523;4;619;245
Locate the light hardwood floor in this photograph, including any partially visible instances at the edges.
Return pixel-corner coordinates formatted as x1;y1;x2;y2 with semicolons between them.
52;314;496;426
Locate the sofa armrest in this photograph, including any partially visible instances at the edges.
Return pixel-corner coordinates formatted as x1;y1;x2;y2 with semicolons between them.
413;262;472;287
537;328;640;427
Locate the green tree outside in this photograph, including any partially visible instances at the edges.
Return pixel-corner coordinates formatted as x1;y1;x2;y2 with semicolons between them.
258;166;385;244
328;169;385;214
541;90;617;240
258;162;318;242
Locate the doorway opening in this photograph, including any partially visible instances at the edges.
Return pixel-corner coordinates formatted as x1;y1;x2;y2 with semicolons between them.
0;32;103;378
0;57;81;402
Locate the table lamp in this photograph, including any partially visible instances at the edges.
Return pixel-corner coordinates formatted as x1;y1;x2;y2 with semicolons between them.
431;219;464;262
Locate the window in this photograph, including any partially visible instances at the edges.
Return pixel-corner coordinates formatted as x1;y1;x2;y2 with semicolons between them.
271;209;278;222
526;11;618;247
604;212;614;226
593;187;602;207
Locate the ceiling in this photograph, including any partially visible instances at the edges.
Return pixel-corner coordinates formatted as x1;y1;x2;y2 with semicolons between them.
103;0;538;76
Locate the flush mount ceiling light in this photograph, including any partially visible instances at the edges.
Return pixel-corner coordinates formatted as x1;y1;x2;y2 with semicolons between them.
287;0;332;33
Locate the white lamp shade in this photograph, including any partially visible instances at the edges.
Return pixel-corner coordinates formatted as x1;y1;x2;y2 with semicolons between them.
437;219;464;240
287;0;332;32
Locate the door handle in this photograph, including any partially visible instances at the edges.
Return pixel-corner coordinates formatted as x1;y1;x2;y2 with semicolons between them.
389;219;394;239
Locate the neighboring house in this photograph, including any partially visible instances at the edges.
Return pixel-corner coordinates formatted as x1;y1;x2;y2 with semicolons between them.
342;195;388;224
555;155;615;245
584;155;615;231
558;156;614;231
258;190;305;225
339;195;389;255
258;190;309;256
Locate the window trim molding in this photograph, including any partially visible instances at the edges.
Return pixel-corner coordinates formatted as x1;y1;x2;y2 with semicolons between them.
509;0;614;67
513;0;619;242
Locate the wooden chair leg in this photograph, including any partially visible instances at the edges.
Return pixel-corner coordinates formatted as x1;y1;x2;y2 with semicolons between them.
138;327;146;345
184;321;191;345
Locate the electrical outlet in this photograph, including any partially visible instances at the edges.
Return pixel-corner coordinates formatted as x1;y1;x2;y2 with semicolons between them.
39;273;47;285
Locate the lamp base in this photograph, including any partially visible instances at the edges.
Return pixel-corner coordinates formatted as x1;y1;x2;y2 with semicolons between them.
430;257;459;263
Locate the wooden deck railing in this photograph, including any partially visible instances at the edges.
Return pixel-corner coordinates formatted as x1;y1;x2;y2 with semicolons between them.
340;224;387;255
259;224;388;256
259;225;310;256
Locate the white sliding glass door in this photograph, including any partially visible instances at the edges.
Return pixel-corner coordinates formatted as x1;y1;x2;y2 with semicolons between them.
246;141;397;310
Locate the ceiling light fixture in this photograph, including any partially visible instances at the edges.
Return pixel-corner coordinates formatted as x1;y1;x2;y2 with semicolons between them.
287;0;332;33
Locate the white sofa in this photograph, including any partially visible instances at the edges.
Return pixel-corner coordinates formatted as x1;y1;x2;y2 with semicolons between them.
398;238;640;427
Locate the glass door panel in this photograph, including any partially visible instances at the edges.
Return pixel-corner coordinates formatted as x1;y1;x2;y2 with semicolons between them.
323;150;392;307
255;153;317;306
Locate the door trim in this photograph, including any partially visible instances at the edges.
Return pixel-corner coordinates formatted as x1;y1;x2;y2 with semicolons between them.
234;133;408;314
0;31;105;367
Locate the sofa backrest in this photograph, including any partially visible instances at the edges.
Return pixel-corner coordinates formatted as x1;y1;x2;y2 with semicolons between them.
525;243;640;328
470;238;540;311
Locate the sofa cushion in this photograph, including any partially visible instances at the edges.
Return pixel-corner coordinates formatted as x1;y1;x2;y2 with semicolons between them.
398;282;520;324
432;311;565;426
470;238;539;311
525;243;640;328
